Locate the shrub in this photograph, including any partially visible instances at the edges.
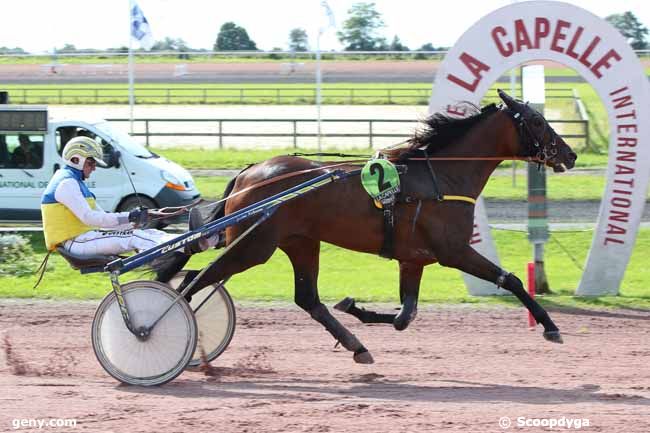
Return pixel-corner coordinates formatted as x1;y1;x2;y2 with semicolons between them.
0;234;43;276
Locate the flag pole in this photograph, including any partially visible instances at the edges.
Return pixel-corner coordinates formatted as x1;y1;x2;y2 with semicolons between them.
128;0;135;134
316;30;323;154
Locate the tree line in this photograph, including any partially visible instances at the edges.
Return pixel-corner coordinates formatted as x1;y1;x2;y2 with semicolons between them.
1;3;647;55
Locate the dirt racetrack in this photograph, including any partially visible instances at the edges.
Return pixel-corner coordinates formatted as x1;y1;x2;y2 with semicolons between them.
1;299;649;432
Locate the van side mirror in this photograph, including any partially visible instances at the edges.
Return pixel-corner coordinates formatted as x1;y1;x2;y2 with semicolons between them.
108;150;121;169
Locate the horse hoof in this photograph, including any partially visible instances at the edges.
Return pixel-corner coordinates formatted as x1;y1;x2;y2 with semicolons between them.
353;349;374;364
543;330;564;344
334;297;355;313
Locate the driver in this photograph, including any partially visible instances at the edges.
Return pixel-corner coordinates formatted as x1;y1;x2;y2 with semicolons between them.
40;136;215;257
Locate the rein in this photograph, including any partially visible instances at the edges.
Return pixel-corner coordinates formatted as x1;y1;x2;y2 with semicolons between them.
187;154;531;217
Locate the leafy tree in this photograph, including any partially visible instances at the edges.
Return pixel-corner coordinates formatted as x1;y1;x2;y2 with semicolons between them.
337;2;387;51
289;28;309;52
389;36;409;51
107;46;129;54
151;37;189;52
606;11;648;49
214;22;257;51
58;43;77;53
0;46;26;55
418;42;436;51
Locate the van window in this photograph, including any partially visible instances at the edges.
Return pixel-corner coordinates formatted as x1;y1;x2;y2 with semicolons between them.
0;133;44;169
94;121;153;158
56;127;114;166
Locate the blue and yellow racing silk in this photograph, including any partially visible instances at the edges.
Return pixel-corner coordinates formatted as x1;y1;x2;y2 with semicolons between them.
41;166;97;251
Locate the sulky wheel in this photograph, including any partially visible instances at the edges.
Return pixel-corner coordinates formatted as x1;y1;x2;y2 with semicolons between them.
91;280;197;386
169;271;236;367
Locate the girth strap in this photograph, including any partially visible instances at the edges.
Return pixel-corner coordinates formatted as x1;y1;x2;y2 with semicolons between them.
379;201;395;259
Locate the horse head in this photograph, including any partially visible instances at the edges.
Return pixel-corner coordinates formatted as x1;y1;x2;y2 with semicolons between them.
498;89;577;172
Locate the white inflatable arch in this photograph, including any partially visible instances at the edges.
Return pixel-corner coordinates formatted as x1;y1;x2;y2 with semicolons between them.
429;1;650;296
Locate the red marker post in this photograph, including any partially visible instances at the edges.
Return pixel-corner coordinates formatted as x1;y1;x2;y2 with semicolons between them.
527;262;536;328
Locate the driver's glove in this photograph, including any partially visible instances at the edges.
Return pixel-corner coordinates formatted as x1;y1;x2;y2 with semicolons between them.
128;207;150;228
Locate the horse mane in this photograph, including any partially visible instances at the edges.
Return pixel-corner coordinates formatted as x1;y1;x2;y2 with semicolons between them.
383;102;500;159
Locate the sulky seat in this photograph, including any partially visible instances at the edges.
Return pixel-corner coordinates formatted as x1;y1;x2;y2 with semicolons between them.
56;247;121;274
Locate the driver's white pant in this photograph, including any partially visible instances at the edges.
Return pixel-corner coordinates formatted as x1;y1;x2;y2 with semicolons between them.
62;229;176;256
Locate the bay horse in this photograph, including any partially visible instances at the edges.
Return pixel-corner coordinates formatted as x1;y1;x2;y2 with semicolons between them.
159;90;577;364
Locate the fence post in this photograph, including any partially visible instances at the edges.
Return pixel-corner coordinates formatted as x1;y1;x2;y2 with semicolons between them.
349;89;354;104
202;88;207;104
584;120;590;152
240;89;244;103
276;88;281;104
293;120;297;148
218;120;223;149
369;121;374;149
387;89;392;104
94;89;99;103
58;89;63;104
166;89;171;104
145;120;150;148
22;89;27;103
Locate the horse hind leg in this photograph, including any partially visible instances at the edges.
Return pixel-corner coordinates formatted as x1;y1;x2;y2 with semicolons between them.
280;236;374;364
180;222;280;300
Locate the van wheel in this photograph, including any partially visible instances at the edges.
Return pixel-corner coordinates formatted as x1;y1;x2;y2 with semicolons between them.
117;196;166;229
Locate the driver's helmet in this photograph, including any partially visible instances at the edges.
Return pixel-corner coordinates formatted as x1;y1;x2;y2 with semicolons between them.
62;136;107;170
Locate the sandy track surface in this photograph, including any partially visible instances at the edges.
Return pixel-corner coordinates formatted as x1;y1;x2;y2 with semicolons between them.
1;299;649;432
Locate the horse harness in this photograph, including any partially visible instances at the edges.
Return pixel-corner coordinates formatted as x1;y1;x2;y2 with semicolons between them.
365;155;476;260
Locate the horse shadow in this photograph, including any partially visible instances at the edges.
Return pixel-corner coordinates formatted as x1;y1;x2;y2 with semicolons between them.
117;376;650;406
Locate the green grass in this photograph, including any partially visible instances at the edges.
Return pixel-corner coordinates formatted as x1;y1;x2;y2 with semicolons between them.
155;147;374;170
484;173;610;201
3;230;649;309
3;82;435;105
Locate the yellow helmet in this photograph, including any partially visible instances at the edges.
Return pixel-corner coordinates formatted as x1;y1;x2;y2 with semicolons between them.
62;136;107;170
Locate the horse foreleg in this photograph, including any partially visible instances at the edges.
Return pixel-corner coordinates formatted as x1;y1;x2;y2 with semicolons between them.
332;262;423;330
393;262;423;331
281;236;374;364
442;245;562;343
333;297;396;324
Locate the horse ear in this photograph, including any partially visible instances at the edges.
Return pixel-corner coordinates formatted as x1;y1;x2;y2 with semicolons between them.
497;89;522;111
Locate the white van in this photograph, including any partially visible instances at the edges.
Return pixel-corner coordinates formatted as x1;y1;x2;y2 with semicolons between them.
0;105;200;222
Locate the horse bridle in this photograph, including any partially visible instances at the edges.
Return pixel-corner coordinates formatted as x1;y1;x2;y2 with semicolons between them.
506;104;559;165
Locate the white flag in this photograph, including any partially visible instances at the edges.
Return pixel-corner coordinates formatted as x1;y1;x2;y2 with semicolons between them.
320;0;336;33
131;1;154;50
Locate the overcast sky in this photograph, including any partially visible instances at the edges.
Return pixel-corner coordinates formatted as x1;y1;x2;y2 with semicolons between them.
1;0;648;53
